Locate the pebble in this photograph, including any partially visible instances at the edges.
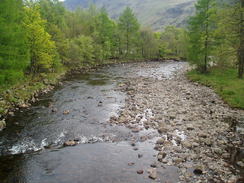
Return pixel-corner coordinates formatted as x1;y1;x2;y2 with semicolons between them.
137;170;144;174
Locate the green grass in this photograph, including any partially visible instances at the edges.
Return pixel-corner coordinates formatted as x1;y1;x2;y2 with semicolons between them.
187;68;244;109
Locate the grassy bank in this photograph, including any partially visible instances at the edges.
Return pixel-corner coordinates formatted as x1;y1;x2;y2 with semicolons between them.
0;70;66;117
187;68;244;109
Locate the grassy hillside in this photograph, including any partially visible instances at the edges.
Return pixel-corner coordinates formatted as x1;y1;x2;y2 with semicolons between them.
64;0;196;31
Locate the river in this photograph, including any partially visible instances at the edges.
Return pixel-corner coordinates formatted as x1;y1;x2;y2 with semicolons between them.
0;61;186;183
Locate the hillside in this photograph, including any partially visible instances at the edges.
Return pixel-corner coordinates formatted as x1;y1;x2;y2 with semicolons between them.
63;0;197;31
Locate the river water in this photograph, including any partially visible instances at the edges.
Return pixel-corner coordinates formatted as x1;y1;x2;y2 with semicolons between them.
0;61;185;183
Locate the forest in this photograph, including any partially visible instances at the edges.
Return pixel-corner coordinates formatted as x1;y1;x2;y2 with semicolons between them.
0;0;243;111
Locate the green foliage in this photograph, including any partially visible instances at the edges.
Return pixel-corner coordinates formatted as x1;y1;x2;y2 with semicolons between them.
0;0;29;85
67;35;95;66
188;0;217;72
187;67;244;108
23;4;59;73
118;7;140;57
159;26;188;59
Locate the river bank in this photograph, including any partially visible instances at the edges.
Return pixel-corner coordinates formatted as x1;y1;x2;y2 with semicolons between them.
110;62;244;182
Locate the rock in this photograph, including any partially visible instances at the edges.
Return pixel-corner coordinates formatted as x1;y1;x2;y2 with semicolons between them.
132;128;140;133
137;170;144;174
236;161;244;168
186;124;194;130
133;147;139;151
64;140;76;146
131;142;136;146
63;110;70;115
138;154;143;158
192;142;199;147
212;147;223;155
157;152;167;162
182;141;192;148
158;127;168;134
156;138;165;145
20;103;29;108
150;163;157;168
148;168;157;180
173;157;184;164
52;108;57;112
98;101;103;106
8;112;14;116
199;133;208;138
0;119;6;131
140;136;148;142
128;162;135;166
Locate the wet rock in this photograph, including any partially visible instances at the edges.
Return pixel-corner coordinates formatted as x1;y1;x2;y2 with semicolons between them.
98;101;103;107
52;108;57;112
63;110;70;115
131;128;140;133
133;147;139;151
128;162;135;166
0;119;6;131
8;112;14;116
64;140;77;146
150;163;157;168
148;168;157;180
137;170;144;174
138;154;143;158
131;142;136;147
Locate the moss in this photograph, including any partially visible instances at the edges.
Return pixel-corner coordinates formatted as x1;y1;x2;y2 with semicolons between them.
187;67;244;109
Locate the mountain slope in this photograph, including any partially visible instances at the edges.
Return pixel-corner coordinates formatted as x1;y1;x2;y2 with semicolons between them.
64;0;197;31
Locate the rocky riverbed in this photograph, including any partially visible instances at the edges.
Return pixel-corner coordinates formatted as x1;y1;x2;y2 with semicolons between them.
110;62;244;182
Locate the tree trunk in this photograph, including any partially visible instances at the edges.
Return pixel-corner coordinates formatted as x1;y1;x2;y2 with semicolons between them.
238;0;244;78
203;1;210;73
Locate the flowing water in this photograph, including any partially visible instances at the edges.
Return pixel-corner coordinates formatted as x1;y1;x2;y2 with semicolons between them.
0;61;186;183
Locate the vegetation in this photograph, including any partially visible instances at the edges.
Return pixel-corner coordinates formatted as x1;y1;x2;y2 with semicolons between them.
187;0;244;78
187;68;244;109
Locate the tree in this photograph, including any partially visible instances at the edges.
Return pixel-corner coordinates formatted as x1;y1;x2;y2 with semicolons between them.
160;26;188;59
139;28;158;59
23;3;59;73
188;0;217;73
0;0;29;84
67;35;94;66
94;8;116;60
239;0;244;78
118;7;140;57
